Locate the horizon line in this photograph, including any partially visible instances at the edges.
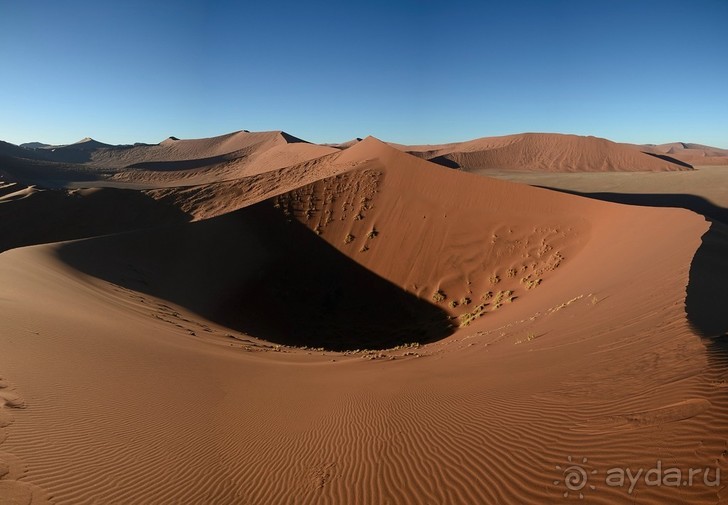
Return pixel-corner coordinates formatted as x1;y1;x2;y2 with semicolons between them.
4;129;727;151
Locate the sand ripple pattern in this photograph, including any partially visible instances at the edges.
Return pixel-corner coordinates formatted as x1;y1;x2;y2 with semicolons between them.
0;376;51;504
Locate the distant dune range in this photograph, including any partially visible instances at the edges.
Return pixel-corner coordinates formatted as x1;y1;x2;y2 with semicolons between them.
391;132;728;172
637;141;728;167
1;130;727;504
3;131;726;190
2;131;337;187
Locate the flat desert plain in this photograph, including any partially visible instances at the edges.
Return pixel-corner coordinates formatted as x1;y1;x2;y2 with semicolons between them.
1;131;727;504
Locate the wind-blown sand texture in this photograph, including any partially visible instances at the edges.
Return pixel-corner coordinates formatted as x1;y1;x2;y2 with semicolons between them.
1;132;727;504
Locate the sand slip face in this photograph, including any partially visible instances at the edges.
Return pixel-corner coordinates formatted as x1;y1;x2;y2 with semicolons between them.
0;186;191;253
0;138;727;504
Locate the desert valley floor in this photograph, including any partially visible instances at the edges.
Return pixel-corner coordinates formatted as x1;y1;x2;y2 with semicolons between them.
1;131;728;504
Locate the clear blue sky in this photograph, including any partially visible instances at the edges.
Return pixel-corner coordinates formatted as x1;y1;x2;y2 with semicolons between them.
1;0;726;147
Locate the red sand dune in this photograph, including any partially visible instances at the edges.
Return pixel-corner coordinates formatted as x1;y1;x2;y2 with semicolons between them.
41;130;307;166
1;136;727;504
98;130;338;185
634;141;728;166
2;131;337;188
146;147;361;220
394;132;693;172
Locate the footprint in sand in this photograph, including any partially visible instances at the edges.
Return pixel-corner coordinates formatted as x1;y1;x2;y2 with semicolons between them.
0;392;26;410
574;398;711;434
0;409;13;429
0;377;51;505
0;480;50;505
0;480;32;505
0;451;25;481
0;447;45;505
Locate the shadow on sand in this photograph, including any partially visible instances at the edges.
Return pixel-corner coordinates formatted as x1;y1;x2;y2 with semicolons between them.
690;223;728;371
685;222;728;338
427;155;461;169
0;188;192;253
642;151;694;169
535;188;728;226
56;200;454;351
127;151;244;171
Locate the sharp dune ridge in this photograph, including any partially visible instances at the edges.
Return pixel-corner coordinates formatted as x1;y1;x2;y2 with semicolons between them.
1;129;728;504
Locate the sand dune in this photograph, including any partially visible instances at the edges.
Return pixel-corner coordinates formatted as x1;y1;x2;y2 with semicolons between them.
0;155;110;188
2;135;727;504
91;130;311;168
105;139;338;187
6;131;723;195
2;131;337;189
62;137;112;150
61;130;337;186
18;142;51;150
58;138;597;348
0;141;43;160
481;165;728;226
27;131;290;165
635;142;728;166
395;133;693;172
145;147;361;220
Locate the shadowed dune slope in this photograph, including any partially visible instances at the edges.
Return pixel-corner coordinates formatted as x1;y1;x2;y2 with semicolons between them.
0;154;106;188
56;201;453;351
686;221;728;337
0;185;191;252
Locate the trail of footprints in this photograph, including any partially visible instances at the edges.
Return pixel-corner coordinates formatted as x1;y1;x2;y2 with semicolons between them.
113;283;429;360
273;168;383;252
0;375;50;504
110;284;289;354
109;284;217;338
